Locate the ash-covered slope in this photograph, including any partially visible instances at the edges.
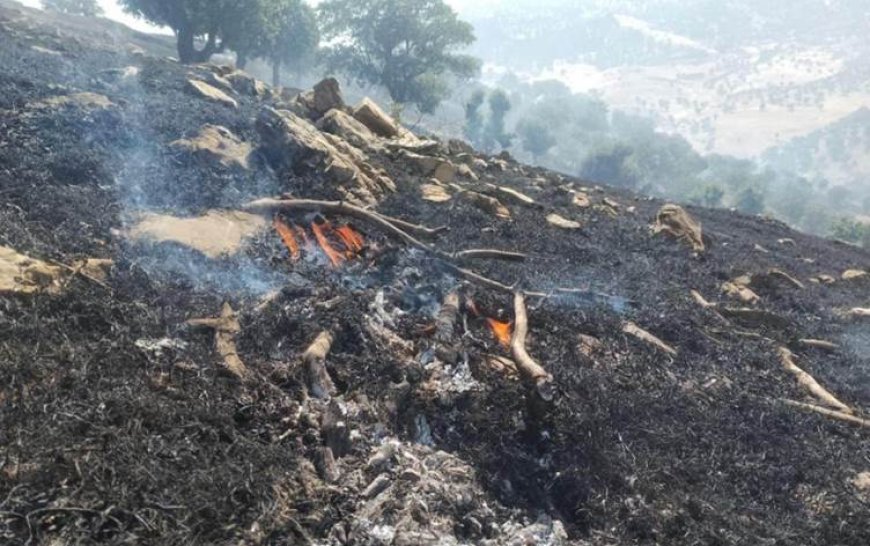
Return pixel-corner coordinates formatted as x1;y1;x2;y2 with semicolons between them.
1;4;870;546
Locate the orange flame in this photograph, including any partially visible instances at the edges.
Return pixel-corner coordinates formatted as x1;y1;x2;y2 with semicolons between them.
335;224;365;256
311;221;345;268
486;318;513;348
295;225;313;251
273;217;300;261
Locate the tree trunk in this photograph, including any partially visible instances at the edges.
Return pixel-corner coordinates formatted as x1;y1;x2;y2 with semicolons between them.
272;60;281;88
236;52;248;70
176;26;220;64
176;26;195;64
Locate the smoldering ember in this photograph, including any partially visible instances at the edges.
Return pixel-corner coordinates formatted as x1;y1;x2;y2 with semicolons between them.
1;2;870;546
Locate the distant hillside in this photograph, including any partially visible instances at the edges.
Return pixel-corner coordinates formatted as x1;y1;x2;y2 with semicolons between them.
763;108;870;190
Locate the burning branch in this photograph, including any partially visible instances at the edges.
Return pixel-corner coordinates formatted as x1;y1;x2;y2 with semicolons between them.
311;220;345;268
486;318;512;348
187;303;249;381
778;347;852;414
247;198;602;299
303;331;336;399
511;292;554;400
335;224;365;256
273;217;301;260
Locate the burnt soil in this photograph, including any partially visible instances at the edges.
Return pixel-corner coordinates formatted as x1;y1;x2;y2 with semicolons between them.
2;3;870;545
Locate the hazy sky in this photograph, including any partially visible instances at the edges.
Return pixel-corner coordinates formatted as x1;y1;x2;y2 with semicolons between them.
16;0;489;34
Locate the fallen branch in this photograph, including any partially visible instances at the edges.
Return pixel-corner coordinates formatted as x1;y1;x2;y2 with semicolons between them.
303;331;335;399
245;197;585;298
369;210;447;239
511;292;555;400
719;307;790;329
778;347;852;414
797;339;839;352
778;398;869;429
622;321;678;357
689;289;730;324
245;198;451;259
453;249;527;262
767;268;805;290
49;258;113;293
187;303;249;381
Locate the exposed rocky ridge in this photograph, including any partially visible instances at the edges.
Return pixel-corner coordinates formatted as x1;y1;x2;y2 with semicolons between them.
1;4;870;546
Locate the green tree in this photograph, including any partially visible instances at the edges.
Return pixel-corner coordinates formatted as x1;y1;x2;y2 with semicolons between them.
482;89;512;151
516;117;556;161
735;187;765;215
120;0;236;63
267;0;319;87
319;0;480;113
463;90;485;147
579;143;641;189
43;0;102;16
689;184;725;208
221;0;319;83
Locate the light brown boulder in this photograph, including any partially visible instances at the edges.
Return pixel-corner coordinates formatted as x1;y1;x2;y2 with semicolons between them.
353;97;399;138
298;77;345;118
420;181;452;203
652;204;705;252
842;269;867;281
225;71;268;97
461;191;511;219
572;192;591;208
170;125;252;170
316;109;381;152
257;107;395;206
186;79;238;108
721;281;760;304
403;151;456;184
456;164;479;181
546;213;582;230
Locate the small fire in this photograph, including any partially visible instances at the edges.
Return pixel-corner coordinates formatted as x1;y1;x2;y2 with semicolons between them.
486;318;513;347
311;220;345;268
273;217;300;261
335;224;365;256
295;224;313;251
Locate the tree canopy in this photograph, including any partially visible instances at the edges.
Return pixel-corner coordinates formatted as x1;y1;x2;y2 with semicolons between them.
221;0;319;85
43;0;102;16
319;0;480;113
119;0;234;63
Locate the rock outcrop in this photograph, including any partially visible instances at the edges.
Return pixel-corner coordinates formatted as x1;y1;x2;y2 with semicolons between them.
257;107;395;206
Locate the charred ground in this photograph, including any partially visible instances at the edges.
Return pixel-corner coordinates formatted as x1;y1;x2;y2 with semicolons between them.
1;3;870;545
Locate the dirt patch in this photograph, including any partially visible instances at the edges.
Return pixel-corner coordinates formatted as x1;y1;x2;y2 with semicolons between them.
127;210;268;258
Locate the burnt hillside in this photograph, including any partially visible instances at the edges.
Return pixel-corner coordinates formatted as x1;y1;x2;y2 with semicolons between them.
1;3;869;545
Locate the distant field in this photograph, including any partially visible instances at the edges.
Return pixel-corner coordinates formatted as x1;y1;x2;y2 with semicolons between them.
523;45;870;159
